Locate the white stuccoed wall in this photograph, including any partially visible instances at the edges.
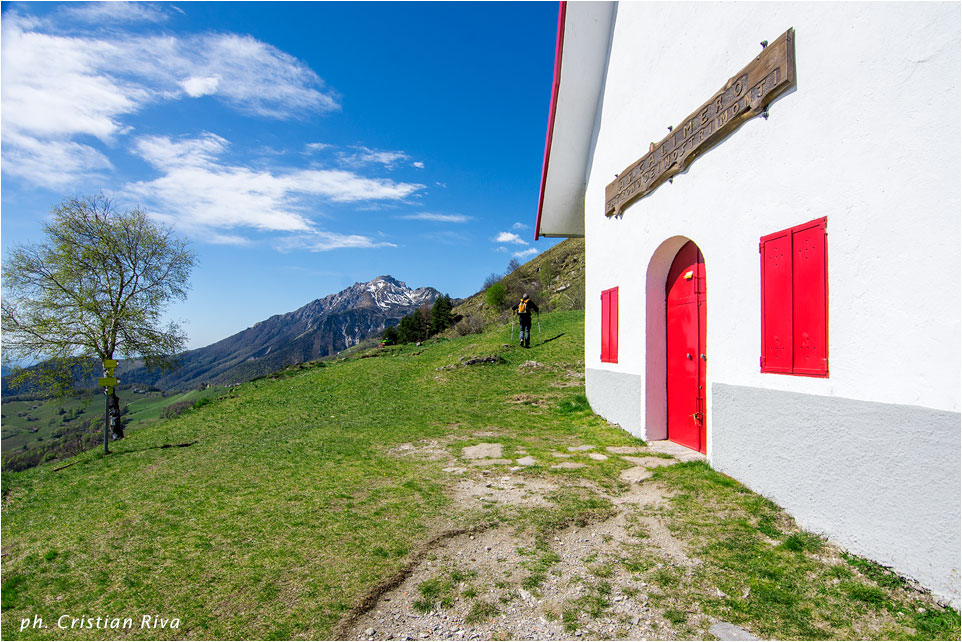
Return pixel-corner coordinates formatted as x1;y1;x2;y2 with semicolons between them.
581;2;961;605
585;2;960;413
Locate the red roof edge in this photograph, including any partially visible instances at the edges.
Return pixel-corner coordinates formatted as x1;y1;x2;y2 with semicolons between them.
534;1;567;241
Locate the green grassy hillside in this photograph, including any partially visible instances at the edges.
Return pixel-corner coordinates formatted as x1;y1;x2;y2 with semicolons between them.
2;310;957;640
451;238;585;329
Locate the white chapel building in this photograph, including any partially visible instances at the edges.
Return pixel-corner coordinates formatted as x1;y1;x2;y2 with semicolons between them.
535;2;960;607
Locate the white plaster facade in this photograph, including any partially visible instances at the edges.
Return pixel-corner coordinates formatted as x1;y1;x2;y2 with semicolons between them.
536;2;961;607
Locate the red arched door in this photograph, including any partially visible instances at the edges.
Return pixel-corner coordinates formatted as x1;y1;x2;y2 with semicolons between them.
666;241;707;453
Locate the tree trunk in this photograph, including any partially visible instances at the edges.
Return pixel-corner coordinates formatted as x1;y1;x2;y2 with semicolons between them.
108;391;125;439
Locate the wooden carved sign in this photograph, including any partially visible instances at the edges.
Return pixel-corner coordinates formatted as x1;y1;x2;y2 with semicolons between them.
605;28;796;217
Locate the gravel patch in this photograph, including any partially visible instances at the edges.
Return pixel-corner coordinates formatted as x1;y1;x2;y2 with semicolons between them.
469;459;513;467
345;475;685;641
621;456;678;469
605;446;648;455
462;443;503;460
619;467;654;483
359;441;703;641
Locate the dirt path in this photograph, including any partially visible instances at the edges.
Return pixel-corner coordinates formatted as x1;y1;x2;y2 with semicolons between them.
341;441;739;641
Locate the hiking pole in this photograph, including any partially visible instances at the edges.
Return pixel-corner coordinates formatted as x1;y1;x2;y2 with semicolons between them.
510;316;515;346
537;311;542;346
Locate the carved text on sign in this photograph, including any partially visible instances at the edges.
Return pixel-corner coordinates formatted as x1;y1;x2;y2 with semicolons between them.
605;28;796;217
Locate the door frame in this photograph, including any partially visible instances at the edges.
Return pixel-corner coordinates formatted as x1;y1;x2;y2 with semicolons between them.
644;236;708;454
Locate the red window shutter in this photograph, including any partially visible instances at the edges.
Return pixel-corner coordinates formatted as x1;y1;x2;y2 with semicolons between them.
760;217;828;377
609;287;619;363
760;231;793;373
791;218;828;375
601;287;618;363
601;290;610;362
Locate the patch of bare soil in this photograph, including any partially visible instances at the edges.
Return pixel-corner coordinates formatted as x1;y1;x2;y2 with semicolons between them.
345;447;703;640
390;439;457;462
508;394;549;408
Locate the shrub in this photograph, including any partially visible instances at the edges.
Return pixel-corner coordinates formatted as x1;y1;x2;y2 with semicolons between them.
485;282;507;309
454;315;484;336
161;400;193;420
539;262;555;289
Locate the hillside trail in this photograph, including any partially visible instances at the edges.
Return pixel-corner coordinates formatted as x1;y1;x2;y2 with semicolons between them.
339;440;746;641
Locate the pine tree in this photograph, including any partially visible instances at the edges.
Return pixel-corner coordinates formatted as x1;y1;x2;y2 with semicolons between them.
430;294;453;335
382;326;399;345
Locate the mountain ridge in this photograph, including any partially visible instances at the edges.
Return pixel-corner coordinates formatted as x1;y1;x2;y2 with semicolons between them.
86;275;441;391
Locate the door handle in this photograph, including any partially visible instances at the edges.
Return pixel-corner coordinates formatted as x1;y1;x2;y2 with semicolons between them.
690;412;703;423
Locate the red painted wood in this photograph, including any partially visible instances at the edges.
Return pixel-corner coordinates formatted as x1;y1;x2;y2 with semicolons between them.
760;230;793;373
601;287;618;363
535;1;567;241
666;242;706;453
601;289;610;361
792;219;828;375
760;217;828;377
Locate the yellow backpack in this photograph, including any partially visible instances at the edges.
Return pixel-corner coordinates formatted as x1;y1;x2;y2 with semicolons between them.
518;298;529;314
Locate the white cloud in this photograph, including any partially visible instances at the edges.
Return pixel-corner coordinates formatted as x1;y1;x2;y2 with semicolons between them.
181;75;221;97
412;161;425;169
277;231;397;252
61;2;171;24
494;231;528;245
512;247;538;259
122;133;424;240
512;221;529;230
337;146;411;170
400;213;471;223
1;13;340;187
1;131;113;189
304;142;332;154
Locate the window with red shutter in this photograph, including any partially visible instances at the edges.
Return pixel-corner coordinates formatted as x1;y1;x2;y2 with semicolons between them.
601;287;619;363
760;218;828;377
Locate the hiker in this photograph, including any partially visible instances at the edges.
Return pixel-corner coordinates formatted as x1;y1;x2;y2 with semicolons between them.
514;293;539;348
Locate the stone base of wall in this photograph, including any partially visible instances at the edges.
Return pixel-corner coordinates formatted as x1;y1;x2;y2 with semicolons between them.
711;383;961;608
586;368;642;438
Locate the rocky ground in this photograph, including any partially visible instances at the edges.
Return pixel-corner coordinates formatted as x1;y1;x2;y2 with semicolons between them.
341;440;755;641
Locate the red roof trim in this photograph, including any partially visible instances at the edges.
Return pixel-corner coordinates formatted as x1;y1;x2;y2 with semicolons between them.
534;1;567;241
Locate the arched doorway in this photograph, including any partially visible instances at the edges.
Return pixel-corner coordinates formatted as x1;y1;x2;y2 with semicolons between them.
665;241;707;453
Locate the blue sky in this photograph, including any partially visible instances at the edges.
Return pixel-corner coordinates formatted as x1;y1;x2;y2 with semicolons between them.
1;1;562;348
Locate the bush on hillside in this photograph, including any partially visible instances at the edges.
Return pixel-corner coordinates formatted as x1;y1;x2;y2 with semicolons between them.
485;283;507;309
161;400;193;420
454;315;484;336
539;262;555;290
